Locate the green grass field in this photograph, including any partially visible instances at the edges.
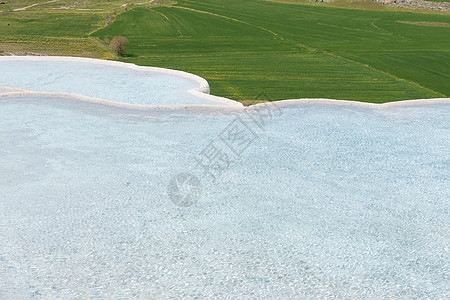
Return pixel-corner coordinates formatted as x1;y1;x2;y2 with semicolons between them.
1;0;449;102
0;0;166;57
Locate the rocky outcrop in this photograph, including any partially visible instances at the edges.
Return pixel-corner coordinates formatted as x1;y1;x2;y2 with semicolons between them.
375;0;450;12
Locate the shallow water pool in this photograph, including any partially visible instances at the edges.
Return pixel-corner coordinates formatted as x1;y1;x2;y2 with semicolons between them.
0;58;449;299
1;58;221;106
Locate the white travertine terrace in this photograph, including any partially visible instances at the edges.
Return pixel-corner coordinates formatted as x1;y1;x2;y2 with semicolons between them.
1;56;448;110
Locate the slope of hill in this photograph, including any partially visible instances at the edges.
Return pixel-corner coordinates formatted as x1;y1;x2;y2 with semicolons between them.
92;0;450;102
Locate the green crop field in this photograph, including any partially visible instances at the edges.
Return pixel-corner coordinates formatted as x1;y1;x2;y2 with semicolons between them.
0;0;169;57
1;0;449;102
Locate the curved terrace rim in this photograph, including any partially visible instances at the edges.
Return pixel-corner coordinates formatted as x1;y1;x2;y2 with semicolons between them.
0;56;449;111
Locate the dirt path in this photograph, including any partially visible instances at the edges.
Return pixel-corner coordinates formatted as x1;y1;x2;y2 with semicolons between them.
13;3;39;11
135;0;155;5
12;0;59;11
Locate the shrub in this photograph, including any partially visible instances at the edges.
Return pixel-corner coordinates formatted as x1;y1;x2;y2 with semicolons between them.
109;36;129;56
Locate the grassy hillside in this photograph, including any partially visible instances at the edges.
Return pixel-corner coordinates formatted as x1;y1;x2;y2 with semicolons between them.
1;0;449;102
92;0;449;102
0;0;164;58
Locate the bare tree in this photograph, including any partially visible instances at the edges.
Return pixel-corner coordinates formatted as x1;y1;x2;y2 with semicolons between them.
109;36;129;56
